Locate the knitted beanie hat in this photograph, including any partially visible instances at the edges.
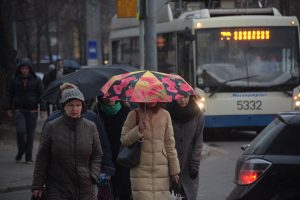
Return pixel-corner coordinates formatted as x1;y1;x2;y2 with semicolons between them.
61;87;84;104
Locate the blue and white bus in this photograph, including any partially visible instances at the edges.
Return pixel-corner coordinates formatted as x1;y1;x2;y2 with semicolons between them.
109;6;300;132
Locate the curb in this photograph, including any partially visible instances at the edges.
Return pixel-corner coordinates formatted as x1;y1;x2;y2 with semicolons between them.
0;185;31;194
201;143;210;160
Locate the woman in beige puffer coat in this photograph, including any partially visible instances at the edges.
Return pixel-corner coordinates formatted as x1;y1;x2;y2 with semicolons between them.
121;102;180;200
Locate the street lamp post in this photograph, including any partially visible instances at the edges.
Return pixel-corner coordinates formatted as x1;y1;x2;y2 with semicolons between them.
86;0;103;66
144;0;158;71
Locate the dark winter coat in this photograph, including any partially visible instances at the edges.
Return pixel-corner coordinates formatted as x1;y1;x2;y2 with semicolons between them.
32;115;103;200
42;68;70;89
96;103;132;197
167;102;204;200
42;69;56;89
42;110;115;176
6;62;46;111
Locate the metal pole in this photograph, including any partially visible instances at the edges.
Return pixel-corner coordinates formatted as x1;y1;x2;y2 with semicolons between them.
139;20;145;70
86;0;103;66
12;21;17;51
144;0;157;71
139;0;146;70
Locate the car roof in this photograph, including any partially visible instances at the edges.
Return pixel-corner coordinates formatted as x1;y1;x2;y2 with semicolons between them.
278;112;300;126
243;112;300;155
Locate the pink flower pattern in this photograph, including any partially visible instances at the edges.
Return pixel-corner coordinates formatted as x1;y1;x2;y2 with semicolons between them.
120;76;136;88
100;70;195;102
112;85;122;95
180;83;193;92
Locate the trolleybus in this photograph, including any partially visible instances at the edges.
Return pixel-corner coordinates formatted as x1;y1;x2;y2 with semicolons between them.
109;6;300;132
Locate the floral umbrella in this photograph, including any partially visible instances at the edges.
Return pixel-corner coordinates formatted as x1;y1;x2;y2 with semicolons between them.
100;70;195;102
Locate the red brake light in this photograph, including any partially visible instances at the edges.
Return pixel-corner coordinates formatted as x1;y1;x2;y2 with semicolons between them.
239;170;260;185
237;159;271;185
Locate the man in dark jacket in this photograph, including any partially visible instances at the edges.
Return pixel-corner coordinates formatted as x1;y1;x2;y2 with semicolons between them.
6;58;46;163
42;59;65;89
42;59;65;115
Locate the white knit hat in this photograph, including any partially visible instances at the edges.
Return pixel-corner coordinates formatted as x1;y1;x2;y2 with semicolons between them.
60;87;84;104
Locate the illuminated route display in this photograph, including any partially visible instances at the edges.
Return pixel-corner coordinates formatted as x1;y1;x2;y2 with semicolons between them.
220;29;270;41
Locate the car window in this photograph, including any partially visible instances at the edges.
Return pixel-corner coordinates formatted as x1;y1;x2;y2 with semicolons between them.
244;118;284;154
266;125;300;155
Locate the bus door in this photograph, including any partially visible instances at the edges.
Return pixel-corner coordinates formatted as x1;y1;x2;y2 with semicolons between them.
177;30;194;87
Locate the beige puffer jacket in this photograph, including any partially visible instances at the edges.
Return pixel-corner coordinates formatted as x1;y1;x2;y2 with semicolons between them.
121;108;180;200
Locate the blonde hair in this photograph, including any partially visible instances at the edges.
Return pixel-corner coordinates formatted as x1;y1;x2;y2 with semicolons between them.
60;83;78;92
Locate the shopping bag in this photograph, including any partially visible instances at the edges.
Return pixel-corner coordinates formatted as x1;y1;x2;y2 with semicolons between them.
97;175;114;200
170;190;185;200
169;182;185;200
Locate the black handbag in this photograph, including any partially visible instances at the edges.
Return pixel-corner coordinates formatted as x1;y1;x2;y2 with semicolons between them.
116;138;143;168
116;110;143;168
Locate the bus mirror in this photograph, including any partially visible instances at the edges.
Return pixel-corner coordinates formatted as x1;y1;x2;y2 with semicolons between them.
183;27;195;42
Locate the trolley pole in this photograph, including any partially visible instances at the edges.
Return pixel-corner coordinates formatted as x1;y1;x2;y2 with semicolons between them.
144;0;157;71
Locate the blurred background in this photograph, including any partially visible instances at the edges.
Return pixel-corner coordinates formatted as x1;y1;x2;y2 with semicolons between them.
1;0;300;122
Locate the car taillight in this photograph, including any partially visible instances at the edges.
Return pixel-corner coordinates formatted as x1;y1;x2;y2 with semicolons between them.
237;159;271;185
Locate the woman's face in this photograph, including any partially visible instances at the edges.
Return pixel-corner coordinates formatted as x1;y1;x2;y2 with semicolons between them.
103;98;116;106
64;99;82;118
146;102;157;108
176;96;190;108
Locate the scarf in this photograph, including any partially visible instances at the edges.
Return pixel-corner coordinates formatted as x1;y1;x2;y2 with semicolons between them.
99;101;121;116
167;99;199;124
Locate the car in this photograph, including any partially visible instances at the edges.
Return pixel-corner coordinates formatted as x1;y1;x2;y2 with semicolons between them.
227;112;300;200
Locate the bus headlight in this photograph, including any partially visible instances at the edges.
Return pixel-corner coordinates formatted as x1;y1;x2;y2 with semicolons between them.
196;96;206;112
293;93;300;111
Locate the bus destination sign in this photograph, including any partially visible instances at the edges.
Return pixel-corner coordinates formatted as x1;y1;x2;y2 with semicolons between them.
220;29;270;41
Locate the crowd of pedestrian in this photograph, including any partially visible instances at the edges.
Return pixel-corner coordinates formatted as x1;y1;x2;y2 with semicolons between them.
5;57;204;200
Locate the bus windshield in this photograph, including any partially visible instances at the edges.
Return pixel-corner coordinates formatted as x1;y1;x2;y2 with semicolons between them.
195;27;300;90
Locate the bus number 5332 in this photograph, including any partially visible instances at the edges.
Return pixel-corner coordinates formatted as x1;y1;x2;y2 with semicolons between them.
236;100;262;110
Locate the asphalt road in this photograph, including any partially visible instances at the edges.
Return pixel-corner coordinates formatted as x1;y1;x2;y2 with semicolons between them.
197;131;256;200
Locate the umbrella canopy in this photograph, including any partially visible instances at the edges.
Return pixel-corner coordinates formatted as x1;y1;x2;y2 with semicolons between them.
101;70;195;102
42;65;136;104
63;59;81;70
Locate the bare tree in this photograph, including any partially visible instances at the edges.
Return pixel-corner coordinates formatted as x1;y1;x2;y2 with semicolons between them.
101;0;116;60
0;0;18;122
73;0;87;65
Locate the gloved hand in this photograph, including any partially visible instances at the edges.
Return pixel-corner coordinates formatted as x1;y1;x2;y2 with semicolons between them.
170;174;180;184
31;189;43;200
96;173;109;187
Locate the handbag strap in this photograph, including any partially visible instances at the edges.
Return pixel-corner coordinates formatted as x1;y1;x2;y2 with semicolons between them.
135;110;144;143
134;110;139;125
